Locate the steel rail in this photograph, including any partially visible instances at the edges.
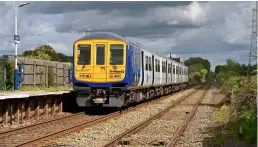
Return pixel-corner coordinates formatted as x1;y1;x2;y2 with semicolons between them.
102;85;206;147
5;84;198;147
166;85;210;147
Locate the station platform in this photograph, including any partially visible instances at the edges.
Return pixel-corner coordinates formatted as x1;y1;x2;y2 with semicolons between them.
0;90;73;100
0;89;75;126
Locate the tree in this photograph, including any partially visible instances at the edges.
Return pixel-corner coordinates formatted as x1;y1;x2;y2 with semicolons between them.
184;57;211;83
21;45;69;62
200;68;208;81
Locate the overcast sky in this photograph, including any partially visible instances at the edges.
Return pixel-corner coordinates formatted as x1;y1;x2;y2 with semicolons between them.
0;1;255;70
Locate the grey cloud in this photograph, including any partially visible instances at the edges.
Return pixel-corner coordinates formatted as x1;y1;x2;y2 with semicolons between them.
54;2;206;36
0;1;254;71
25;1;193;14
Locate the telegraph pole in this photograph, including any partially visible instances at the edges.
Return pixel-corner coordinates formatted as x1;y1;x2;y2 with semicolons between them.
247;3;257;77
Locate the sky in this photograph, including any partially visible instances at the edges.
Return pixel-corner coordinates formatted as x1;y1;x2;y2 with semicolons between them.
0;1;256;70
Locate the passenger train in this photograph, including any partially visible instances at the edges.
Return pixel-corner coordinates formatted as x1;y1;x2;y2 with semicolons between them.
72;32;189;108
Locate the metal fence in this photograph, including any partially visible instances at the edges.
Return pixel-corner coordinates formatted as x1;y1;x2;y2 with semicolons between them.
0;57;7;90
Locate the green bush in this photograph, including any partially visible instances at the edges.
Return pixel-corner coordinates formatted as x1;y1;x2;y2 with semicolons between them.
48;67;55;87
5;62;14;90
215;75;257;145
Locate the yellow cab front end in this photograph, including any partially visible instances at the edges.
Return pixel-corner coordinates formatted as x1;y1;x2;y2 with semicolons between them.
74;39;127;84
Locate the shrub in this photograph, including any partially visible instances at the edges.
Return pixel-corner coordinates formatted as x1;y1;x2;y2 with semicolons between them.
48;67;55;87
5;61;14;90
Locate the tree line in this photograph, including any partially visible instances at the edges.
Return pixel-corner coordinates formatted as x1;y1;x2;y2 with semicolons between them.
184;57;213;84
20;45;70;62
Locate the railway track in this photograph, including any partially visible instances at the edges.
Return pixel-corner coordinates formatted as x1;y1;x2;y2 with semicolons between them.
102;85;210;147
0;85;200;147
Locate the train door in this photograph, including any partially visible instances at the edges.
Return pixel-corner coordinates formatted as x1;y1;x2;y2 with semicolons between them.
165;60;168;83
152;55;155;85
93;41;108;82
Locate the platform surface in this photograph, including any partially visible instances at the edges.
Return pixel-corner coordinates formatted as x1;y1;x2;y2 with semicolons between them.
0;89;73;100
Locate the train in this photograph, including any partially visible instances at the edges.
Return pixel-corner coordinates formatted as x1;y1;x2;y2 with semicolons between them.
72;32;189;108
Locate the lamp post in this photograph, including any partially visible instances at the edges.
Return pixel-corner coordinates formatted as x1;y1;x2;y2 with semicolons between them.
14;2;30;91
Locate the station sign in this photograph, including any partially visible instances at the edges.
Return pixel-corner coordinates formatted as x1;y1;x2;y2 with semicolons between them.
14;35;20;44
20;62;24;83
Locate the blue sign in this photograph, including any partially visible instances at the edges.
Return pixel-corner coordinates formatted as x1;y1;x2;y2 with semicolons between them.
14;35;20;44
69;65;73;83
20;62;24;83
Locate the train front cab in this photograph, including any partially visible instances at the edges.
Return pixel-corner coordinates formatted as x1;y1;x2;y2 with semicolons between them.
73;39;128;107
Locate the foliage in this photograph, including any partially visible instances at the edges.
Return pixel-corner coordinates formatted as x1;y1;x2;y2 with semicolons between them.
184;57;212;84
200;68;208;81
192;72;201;84
21;45;69;62
185;57;211;72
5;62;14;90
48;67;55;87
214;58;257;145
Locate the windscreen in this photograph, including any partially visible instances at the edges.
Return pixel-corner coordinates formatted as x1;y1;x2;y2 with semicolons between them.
77;45;91;65
110;44;123;65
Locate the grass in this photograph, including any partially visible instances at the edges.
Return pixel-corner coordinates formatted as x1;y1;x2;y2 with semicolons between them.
212;104;257;146
16;84;73;92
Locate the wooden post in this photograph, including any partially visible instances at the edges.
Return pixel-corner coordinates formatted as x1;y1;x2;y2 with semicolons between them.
46;65;49;87
44;97;48;117
26;99;31;120
3;100;8;125
21;101;24;124
0;100;3;124
14;99;20;124
33;61;36;87
10;100;13;125
51;96;55;115
63;65;66;86
56;63;58;86
35;97;39;120
59;97;63;114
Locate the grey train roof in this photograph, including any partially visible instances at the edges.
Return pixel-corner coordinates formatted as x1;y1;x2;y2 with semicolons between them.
77;32;141;47
78;32;127;42
77;32;187;67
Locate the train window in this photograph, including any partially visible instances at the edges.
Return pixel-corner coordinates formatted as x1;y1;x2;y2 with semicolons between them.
145;56;148;71
157;60;159;72
162;62;165;73
163;62;165;73
96;44;105;65
168;64;170;73
110;44;123;65
155;59;157;72
173;65;175;74
149;57;152;71
169;64;172;73
159;60;160;72
167;64;169;73
77;45;91;65
162;62;163;73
